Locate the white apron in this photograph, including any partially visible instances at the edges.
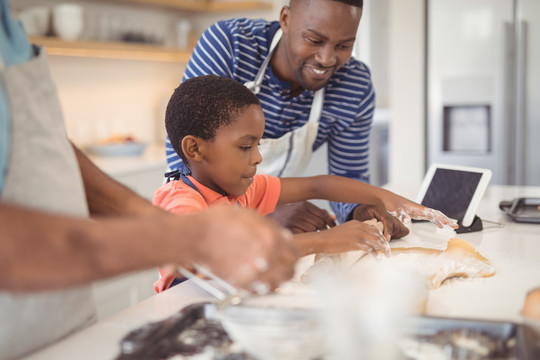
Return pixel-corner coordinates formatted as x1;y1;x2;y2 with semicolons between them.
0;47;95;360
245;29;325;178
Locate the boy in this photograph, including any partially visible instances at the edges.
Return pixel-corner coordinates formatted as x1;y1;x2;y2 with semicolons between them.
153;75;457;292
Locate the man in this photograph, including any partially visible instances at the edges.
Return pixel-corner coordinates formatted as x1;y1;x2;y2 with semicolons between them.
0;2;298;359
165;0;409;240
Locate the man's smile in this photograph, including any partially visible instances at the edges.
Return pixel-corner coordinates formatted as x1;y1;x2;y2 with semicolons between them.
305;64;334;79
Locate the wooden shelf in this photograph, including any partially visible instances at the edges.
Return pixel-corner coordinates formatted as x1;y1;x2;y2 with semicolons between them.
112;0;273;12
29;36;192;62
27;1;273;61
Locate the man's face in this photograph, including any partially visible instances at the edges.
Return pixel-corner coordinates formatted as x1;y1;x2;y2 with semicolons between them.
278;0;362;92
197;104;265;198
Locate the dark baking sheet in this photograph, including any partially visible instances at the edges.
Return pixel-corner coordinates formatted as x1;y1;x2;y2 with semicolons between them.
115;302;536;360
500;198;540;224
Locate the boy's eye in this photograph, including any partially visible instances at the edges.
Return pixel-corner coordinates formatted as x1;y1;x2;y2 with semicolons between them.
240;146;252;151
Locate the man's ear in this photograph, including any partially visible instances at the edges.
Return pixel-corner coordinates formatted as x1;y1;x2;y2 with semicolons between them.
279;5;290;32
181;135;205;162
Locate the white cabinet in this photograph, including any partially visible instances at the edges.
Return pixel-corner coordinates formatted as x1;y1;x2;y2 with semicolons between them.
92;268;159;320
109;163;166;201
87;144;166;319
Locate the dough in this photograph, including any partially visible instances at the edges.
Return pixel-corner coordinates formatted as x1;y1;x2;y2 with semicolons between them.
355;238;495;289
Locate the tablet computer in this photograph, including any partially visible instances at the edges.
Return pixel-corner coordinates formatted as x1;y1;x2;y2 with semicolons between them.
416;164;492;227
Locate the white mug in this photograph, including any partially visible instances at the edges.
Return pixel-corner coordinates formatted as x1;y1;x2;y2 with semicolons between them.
176;19;191;49
53;4;84;41
18;6;50;36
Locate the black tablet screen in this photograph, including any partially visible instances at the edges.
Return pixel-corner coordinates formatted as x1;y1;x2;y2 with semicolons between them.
420;168;483;221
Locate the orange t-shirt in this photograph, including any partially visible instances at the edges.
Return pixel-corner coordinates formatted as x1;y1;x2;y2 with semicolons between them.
153;173;281;216
151;173;281;292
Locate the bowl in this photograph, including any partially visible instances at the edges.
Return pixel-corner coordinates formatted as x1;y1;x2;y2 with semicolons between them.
88;142;146;157
219;304;324;360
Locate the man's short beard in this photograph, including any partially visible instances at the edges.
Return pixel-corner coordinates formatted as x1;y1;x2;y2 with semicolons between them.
294;69;326;92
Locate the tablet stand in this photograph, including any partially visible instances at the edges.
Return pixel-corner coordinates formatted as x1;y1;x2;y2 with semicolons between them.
456;215;483;233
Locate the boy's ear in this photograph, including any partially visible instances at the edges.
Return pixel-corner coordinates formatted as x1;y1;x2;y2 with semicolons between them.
181;136;205;162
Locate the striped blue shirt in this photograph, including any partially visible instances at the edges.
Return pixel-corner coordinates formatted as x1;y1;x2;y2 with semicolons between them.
166;18;376;223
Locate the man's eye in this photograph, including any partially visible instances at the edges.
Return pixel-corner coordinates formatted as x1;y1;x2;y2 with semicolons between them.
307;37;322;45
240;146;252;151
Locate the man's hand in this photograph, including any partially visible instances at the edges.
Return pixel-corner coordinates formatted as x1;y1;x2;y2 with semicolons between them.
351;204;409;241
193;206;300;293
267;201;337;234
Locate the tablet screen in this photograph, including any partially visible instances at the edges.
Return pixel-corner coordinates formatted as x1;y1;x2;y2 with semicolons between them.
420;168;483;222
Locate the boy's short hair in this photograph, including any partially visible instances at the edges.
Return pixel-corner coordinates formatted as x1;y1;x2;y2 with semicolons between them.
166;75;261;163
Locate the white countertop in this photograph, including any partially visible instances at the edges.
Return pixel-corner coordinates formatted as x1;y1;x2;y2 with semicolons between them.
385;184;540;321
22;185;540;360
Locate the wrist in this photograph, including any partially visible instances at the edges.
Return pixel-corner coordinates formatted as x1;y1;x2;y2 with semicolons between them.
292;232;324;256
379;189;403;213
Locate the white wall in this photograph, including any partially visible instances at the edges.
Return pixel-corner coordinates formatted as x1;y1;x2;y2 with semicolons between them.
356;0;391;109
49;57;183;147
388;0;426;186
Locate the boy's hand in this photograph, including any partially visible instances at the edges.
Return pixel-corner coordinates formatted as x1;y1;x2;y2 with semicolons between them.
351;204;409;241
379;193;458;230
267;201;336;233
388;202;459;229
314;220;390;257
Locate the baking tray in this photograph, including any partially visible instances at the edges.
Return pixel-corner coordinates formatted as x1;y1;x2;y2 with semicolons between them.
398;315;536;359
499;198;540;224
115;302;536;360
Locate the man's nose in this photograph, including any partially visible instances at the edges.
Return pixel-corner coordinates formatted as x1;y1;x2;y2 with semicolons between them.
315;44;337;67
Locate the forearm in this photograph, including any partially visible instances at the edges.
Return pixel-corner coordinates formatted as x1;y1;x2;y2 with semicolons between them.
0;203;203;291
72;143;159;218
292;232;324;256
315;175;390;205
280;175;390;207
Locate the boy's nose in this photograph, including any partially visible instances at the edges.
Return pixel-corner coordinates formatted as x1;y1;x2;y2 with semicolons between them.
253;146;263;166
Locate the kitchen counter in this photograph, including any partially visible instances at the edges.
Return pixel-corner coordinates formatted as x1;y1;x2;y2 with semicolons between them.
385;184;540;322
22;185;540;360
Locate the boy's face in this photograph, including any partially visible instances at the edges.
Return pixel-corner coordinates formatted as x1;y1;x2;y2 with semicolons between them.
196;104;265;197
